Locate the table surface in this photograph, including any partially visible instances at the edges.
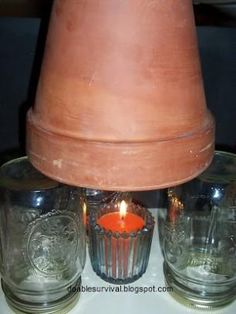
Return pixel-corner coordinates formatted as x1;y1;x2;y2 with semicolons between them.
0;209;236;314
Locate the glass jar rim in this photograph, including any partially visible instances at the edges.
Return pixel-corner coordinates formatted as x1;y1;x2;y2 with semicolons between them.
0;156;59;191
199;150;236;184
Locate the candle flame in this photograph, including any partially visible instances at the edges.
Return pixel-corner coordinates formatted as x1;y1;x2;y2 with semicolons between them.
119;200;127;219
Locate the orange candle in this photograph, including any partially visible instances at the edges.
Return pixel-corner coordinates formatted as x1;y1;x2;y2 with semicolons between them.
97;201;144;233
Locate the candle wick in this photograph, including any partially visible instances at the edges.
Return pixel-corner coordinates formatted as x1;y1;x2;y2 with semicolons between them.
120;215;125;230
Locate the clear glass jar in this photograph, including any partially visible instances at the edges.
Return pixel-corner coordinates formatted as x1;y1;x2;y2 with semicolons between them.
0;157;86;314
158;151;236;309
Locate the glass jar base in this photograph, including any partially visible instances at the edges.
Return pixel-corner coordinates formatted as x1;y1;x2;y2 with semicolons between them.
2;277;81;314
164;263;236;310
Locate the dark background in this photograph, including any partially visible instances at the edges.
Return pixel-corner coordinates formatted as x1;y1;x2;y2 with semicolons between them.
0;17;235;206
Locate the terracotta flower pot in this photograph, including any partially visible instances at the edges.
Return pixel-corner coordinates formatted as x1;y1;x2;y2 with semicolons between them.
27;0;214;191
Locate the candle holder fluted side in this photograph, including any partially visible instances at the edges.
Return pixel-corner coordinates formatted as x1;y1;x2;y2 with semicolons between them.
89;203;154;284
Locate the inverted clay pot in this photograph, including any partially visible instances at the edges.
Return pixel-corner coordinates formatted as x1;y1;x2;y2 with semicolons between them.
27;0;215;191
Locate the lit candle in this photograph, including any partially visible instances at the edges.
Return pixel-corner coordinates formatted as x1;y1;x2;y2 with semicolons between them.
97;200;144;233
89;200;154;284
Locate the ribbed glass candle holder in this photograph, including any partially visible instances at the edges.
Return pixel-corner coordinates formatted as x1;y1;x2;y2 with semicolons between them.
89;202;154;284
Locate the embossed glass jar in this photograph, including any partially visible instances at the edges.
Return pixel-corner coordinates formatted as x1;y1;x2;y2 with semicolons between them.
0;157;86;314
158;151;236;309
